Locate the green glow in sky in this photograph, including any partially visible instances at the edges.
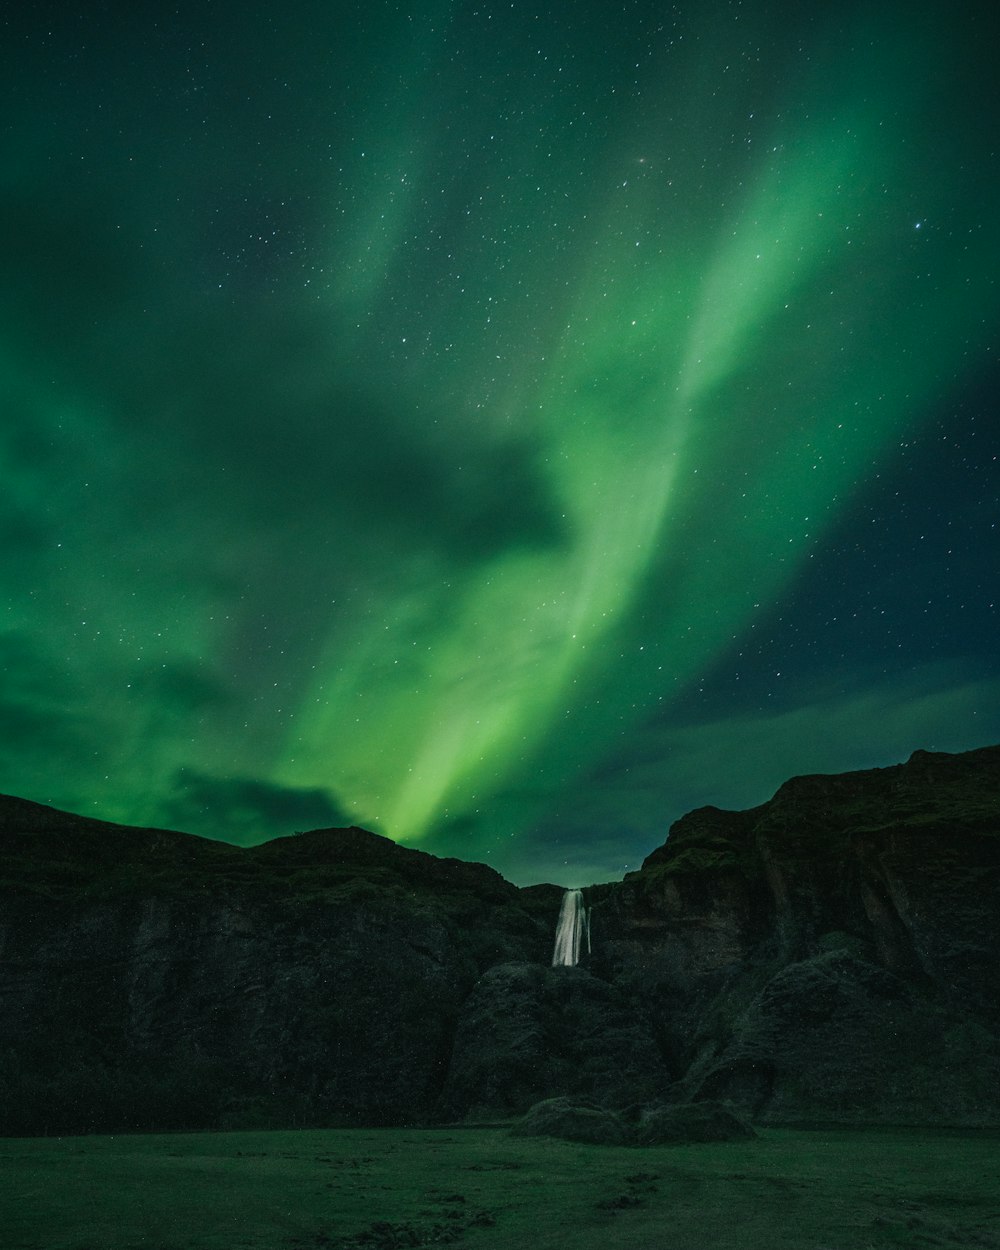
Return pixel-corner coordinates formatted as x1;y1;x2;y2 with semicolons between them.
2;1;998;882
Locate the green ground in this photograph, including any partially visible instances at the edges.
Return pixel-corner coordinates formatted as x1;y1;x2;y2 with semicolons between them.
2;1126;998;1250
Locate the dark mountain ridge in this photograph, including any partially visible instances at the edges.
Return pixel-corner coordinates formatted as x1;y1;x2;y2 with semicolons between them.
1;745;998;1134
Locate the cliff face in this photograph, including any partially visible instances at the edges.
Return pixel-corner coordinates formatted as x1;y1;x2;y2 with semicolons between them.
0;805;552;1132
590;746;1000;1124
1;746;998;1133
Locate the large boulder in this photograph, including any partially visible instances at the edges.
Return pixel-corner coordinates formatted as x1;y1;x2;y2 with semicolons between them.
683;950;1000;1125
635;1100;755;1144
510;1097;629;1145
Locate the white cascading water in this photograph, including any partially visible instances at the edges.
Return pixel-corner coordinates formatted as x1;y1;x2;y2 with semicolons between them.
552;888;590;967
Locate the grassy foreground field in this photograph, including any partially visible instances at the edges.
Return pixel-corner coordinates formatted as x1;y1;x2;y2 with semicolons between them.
2;1125;999;1250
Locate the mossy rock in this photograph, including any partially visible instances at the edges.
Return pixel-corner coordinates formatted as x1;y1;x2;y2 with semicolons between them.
636;1100;756;1145
510;1097;628;1145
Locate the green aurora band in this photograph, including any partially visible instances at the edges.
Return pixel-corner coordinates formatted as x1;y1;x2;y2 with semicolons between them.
1;2;998;881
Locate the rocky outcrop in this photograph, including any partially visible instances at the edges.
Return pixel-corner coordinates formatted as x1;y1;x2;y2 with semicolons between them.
1;745;998;1133
635;1099;756;1144
0;806;550;1132
588;745;1000;1124
510;1097;630;1145
509;1096;755;1146
439;961;665;1117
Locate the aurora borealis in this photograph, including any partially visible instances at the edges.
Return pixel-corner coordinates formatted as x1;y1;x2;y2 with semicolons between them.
2;1;998;884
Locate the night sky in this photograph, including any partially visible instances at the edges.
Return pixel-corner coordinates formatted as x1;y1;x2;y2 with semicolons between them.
3;1;998;886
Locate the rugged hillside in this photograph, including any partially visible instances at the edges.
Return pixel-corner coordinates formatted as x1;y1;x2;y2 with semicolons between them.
0;801;555;1132
1;745;998;1133
589;745;1000;1124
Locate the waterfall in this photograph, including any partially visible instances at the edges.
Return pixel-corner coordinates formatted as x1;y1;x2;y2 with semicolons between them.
552;888;590;967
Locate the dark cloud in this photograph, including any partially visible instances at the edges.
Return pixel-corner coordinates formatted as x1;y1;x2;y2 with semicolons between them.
128;663;236;716
0;507;51;562
159;769;353;843
0;633;88;779
164;369;569;562
0;192;567;570
0;193;143;365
